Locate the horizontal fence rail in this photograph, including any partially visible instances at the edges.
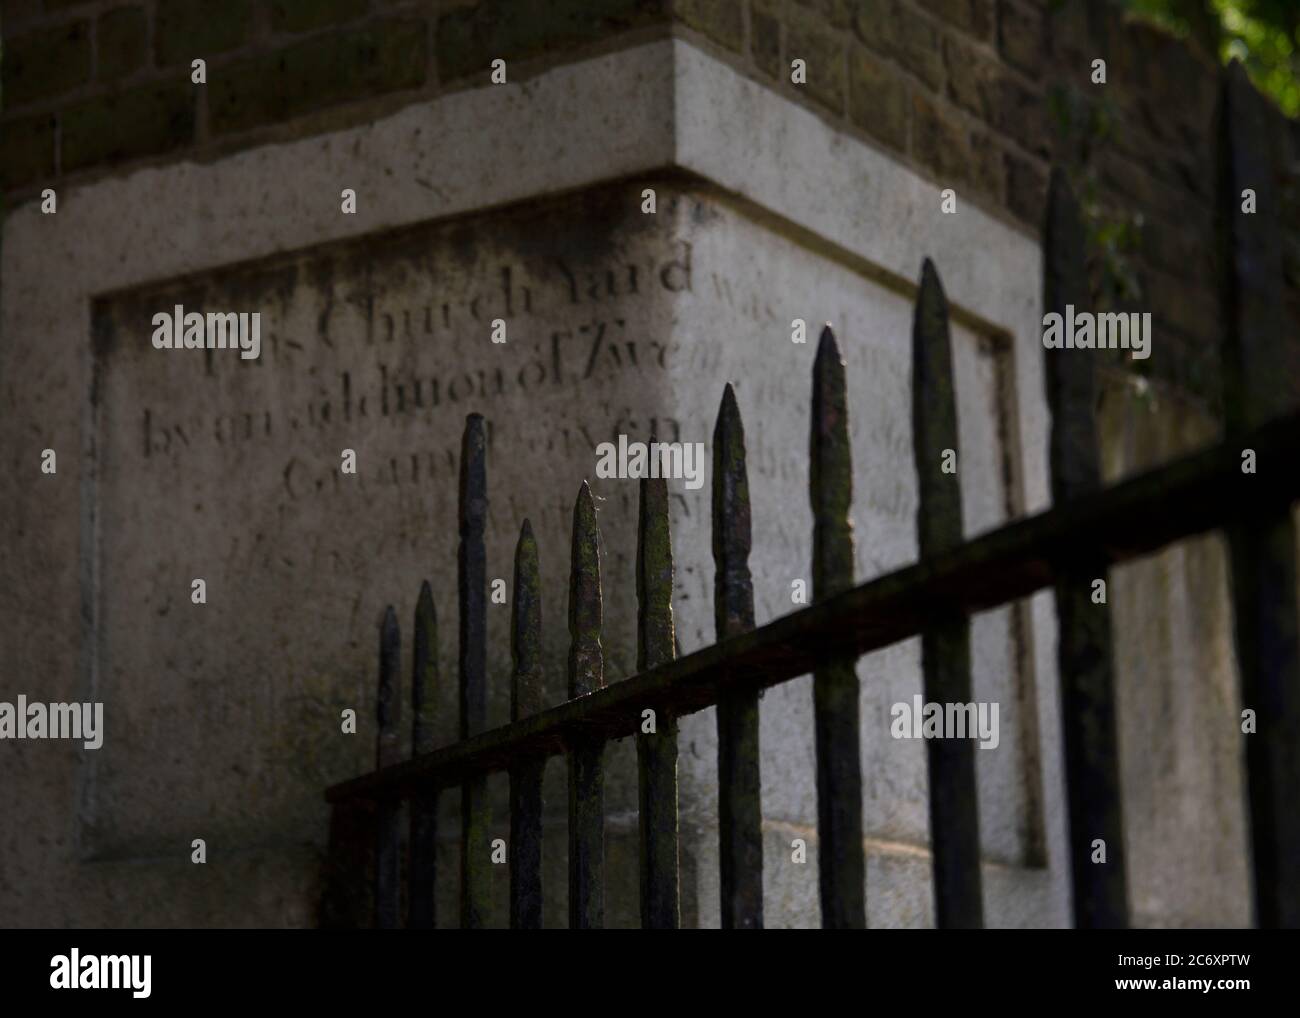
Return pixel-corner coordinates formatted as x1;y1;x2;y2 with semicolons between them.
326;403;1300;807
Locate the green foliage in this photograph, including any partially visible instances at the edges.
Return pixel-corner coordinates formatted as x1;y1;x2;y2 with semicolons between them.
1048;83;1146;322
1121;0;1300;115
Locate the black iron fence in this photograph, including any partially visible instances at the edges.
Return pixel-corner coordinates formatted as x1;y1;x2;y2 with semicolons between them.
322;66;1300;929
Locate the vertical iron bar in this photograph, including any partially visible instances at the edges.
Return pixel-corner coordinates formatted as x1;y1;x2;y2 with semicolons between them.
637;456;680;928
459;413;491;928
810;326;867;928
1043;169;1129;928
713;383;764;929
1220;61;1300;928
375;605;401;929
567;481;605;929
409;581;439;929
510;520;546;929
913;259;984;928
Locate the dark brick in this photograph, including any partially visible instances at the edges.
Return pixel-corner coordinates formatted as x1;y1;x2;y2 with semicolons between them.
436;0;669;83
793;0;853;30
911;89;970;184
944;34;1000;122
272;0;370;34
1142;218;1215;285
993;74;1046;156
98;7;148;81
849;45;908;151
1146;267;1222;345
751;5;782;80
969;128;1005;202
853;0;899;53
1099;150;1189;223
1043;0;1090;68
917;0;994;42
155;0;253;67
1;0;41;33
61;80;195;171
998;0;1044;79
0;114;56;191
210;20;426;135
786;17;846;112
1004;149;1046;226
897;4;945;92
2;21;92;107
676;0;744;51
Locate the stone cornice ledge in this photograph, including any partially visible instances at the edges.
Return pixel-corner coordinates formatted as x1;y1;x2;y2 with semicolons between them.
3;39;1039;335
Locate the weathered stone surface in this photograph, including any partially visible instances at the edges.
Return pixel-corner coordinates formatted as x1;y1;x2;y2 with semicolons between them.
81;175;1031;923
0;39;1061;929
1096;378;1252;927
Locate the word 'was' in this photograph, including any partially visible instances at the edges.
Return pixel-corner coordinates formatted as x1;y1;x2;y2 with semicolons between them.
151;305;262;360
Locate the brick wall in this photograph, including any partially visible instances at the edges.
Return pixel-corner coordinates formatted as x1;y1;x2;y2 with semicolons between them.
3;0;1297;411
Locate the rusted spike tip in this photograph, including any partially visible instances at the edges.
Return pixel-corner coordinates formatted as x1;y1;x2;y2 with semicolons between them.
460;413;486;461
812;325;847;403
919;257;945;300
515;520;540;589
814;324;840;362
416;580;434;616
382;604;398;635
916;259;950;339
571;482;599;564
718;382;740;422
713;385;746;471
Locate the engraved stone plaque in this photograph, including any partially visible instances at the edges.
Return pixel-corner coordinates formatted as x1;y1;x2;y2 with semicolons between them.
88;181;1031;926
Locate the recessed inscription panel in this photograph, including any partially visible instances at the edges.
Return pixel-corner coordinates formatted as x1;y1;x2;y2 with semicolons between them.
88;185;1031;904
89;185;694;856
